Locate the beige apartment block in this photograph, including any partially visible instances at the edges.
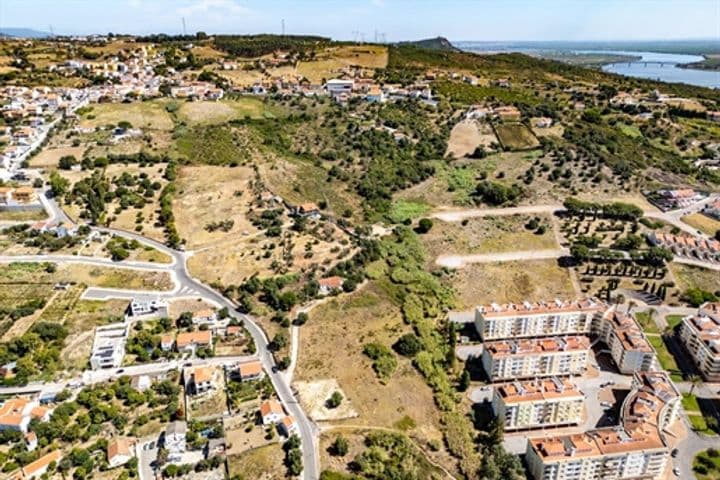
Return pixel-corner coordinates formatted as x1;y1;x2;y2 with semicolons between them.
492;377;584;430
475;298;604;341
481;336;590;381
525;371;679;480
595;310;658;374
678;302;720;381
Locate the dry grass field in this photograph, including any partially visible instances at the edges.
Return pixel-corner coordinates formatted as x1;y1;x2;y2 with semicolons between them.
218;68;265;87
61;264;173;290
78;101;174;130
173;165;258;248
670;263;720;294
681;213;720;236
422;215;557;260
446;120;498;158
451;259;577;308
175;98;274;125
227;444;286;480
297;45;388;83
294;282;443;443
494;122;540;150
30;146;86;168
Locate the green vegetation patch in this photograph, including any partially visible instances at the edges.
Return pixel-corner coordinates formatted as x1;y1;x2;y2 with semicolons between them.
388;199;431;223
647;335;683;381
174;124;248;165
694;448;720;479
494;123;540;150
433;80;542;106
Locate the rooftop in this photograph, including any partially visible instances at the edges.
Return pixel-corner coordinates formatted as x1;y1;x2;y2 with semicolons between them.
477;298;603;319
496;377;583;404
484;335;590;358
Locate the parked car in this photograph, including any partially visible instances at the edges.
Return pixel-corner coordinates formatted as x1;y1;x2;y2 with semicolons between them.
673;467;680;476
671;449;679;457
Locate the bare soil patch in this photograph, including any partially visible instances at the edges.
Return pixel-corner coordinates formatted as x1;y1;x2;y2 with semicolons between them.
295;379;358;421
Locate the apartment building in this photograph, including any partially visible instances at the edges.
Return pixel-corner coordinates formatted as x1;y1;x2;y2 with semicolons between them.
492;377;584;430
595;310;658;374
126;297;169;320
678;302;720;381
525;371;679;480
481;336;590;381
474;298;604;341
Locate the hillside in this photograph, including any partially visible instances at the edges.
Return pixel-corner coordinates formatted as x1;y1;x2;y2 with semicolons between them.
399;36;458;51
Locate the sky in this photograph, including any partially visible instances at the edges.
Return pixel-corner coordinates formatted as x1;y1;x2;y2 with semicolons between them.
1;0;719;42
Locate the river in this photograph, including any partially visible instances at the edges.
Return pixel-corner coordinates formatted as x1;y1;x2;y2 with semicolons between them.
457;42;719;89
592;50;719;89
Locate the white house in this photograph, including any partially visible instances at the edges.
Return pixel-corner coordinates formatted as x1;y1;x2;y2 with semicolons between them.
126;297;169;320
107;438;134;468
325;79;354;96
260;399;285;425
165;420;187;462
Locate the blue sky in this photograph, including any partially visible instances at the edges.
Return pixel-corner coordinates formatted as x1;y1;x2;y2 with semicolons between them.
1;0;719;41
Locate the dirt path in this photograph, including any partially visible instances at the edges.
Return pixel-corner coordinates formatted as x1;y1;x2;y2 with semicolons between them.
436;248;569;268
432;204;561;222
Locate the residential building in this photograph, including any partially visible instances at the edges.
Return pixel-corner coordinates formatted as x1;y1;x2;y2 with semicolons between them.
280;415;298;436
191;308;218;326
260;399;285;425
24;431;37;452
160;334;174;351
492;377;584;430
237;359;264;382
474;298;603;341
164;420;187;461
90;323;129;370
126;297;169;319
107;438;134;468
648;232;720;262
595;310;658;374
131;375;152;392
0;398;52;433
652;188;706;210
295;202;320;218
176;330;213;353
481;336;590;381
493;105;522;121
188;367;213;395
21;450;62;479
325;79;354;96
318;276;344;295
702;198;720;221
525;371;679;480
678;303;720;381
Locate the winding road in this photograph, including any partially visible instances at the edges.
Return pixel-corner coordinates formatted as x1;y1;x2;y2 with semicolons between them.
0;195;321;480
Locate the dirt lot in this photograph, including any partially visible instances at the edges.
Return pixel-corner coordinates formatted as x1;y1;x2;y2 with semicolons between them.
30;146;86;168
451;259;577;308
175;98;274;125
681;213;720;236
295;282;443;443
532;123;565;138
168;298;216;317
173;165;258;249
0;209;47;222
421;215;557;260
446;119;498;158
60;264;173;290
295;379;358;421
227;444;286;480
494;122;540;150
78;101;174;131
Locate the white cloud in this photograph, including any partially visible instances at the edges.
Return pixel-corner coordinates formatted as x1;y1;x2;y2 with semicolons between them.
176;0;251;18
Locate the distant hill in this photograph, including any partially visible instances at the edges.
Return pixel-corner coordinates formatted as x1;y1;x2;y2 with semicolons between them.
399;36;458;52
0;28;52;38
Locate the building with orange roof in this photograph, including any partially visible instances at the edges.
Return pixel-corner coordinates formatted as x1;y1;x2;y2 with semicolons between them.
648;231;720;262
176;330;212;353
22;449;62;479
279;415;298;436
160;334;174;351
0;397;52;434
24;431;37;451
187;366;214;395
318;276;345;295
481;336;590;381
596;310;657;374
525;371;679;480
295;202;320;218
492;377;584;430
237;359;264;382
679;302;720;381
474;298;604;341
107;437;134;468
260;399;285;425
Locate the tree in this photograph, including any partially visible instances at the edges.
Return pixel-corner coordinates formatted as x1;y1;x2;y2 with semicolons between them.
415;218;433;234
49;171;70;197
326;391;343;409
570;244;590;262
715;229;720;241
177;311;193;328
330;435;349;456
688;374;702;395
294;312;308;326
458;370;471;392
393;333;422;357
58;155;77;170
